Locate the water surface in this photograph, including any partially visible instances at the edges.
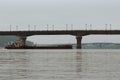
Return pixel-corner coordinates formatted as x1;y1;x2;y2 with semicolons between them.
0;49;120;80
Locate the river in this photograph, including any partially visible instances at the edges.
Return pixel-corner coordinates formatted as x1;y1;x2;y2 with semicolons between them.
0;49;120;80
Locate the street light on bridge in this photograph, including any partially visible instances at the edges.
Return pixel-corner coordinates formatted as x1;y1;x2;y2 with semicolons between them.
10;25;11;31
85;24;87;30
34;25;36;31
71;24;73;30
47;24;49;31
16;25;18;31
28;24;30;31
66;24;68;30
110;24;112;30
52;25;54;30
105;24;107;30
90;24;92;30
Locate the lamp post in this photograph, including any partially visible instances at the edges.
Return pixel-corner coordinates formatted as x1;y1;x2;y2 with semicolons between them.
10;25;11;31
90;24;92;30
16;25;18;31
28;24;30;31
47;24;49;31
71;24;73;30
110;24;112;30
66;24;68;30
85;24;87;30
52;25;54;30
105;24;107;30
34;25;36;31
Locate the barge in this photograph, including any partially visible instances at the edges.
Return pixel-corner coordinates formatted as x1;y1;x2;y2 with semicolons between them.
5;39;73;49
5;45;73;49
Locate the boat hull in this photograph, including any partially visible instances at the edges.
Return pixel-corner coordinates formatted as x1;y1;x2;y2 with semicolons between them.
5;45;73;49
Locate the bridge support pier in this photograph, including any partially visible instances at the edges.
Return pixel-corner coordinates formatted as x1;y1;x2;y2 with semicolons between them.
76;36;82;49
18;36;27;46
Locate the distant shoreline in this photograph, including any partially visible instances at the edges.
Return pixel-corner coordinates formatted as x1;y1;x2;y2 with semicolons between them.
81;43;120;49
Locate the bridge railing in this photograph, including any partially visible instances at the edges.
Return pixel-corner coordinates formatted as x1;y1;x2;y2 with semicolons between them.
0;24;119;31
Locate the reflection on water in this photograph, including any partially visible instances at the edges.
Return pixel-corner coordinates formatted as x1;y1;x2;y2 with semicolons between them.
76;51;82;73
0;49;120;80
0;51;30;80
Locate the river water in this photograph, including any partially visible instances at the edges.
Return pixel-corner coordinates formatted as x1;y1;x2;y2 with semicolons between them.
0;49;120;80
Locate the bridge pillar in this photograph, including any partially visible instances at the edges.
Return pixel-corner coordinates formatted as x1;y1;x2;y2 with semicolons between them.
76;36;82;49
18;36;27;46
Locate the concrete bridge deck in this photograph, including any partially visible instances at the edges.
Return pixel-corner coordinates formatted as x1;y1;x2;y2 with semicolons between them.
0;30;120;36
1;30;120;49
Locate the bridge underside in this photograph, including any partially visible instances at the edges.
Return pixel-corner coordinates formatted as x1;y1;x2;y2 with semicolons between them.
6;35;82;49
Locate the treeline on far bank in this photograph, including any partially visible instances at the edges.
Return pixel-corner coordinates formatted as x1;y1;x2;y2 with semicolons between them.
81;43;120;49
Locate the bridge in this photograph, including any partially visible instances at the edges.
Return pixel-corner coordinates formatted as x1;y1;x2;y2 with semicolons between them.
1;30;120;49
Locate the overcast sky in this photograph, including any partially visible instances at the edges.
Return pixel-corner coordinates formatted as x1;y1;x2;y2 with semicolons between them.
0;0;120;44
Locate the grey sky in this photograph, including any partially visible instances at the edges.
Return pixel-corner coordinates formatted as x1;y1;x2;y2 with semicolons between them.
0;0;120;44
